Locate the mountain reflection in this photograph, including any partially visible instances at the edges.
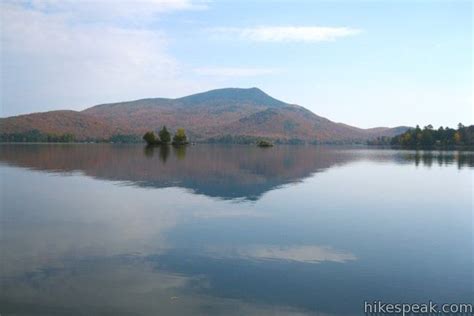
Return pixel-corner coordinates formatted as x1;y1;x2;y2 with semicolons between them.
0;144;472;200
0;144;355;200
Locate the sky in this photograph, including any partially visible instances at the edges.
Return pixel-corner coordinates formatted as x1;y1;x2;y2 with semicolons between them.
0;0;472;128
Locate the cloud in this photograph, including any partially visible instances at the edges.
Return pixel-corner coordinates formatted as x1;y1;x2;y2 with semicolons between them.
211;26;361;42
12;0;208;21
194;67;280;77
0;1;209;116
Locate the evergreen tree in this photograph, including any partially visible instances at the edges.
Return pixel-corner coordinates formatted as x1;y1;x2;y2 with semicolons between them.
159;126;171;143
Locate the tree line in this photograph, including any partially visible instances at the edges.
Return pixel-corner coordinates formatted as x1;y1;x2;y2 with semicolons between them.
0;130;142;143
0;130;75;143
0;128;188;145
368;124;474;149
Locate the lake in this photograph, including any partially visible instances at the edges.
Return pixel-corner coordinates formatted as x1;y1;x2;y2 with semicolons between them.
0;144;472;315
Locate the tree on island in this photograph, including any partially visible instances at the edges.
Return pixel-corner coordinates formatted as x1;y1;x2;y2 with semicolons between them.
143;131;157;145
159;126;171;143
172;128;188;145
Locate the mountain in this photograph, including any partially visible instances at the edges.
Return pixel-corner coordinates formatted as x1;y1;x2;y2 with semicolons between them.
0;87;408;143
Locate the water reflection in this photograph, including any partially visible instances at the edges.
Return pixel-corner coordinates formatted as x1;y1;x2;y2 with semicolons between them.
0;144;472;316
0;144;357;200
2;256;308;316
413;151;474;168
0;144;472;201
203;245;357;263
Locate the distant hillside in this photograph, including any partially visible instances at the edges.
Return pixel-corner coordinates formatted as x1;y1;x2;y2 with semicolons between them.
0;88;409;143
0;110;118;140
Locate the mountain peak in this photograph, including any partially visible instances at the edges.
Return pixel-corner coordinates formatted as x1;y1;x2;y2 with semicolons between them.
176;87;287;107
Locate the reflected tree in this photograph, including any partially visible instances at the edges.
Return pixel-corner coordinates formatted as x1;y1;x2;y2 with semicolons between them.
173;145;187;160
144;145;155;158
159;126;171;144
159;145;170;163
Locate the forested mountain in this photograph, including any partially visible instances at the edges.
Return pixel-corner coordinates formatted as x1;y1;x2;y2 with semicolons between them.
0;88;408;143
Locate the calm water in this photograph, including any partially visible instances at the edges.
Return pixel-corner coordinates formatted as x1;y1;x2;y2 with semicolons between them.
0;144;472;316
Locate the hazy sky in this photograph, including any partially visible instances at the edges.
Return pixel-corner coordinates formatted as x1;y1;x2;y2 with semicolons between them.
0;0;472;128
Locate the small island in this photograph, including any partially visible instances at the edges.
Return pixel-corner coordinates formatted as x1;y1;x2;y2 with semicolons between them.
257;140;273;147
143;126;189;146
